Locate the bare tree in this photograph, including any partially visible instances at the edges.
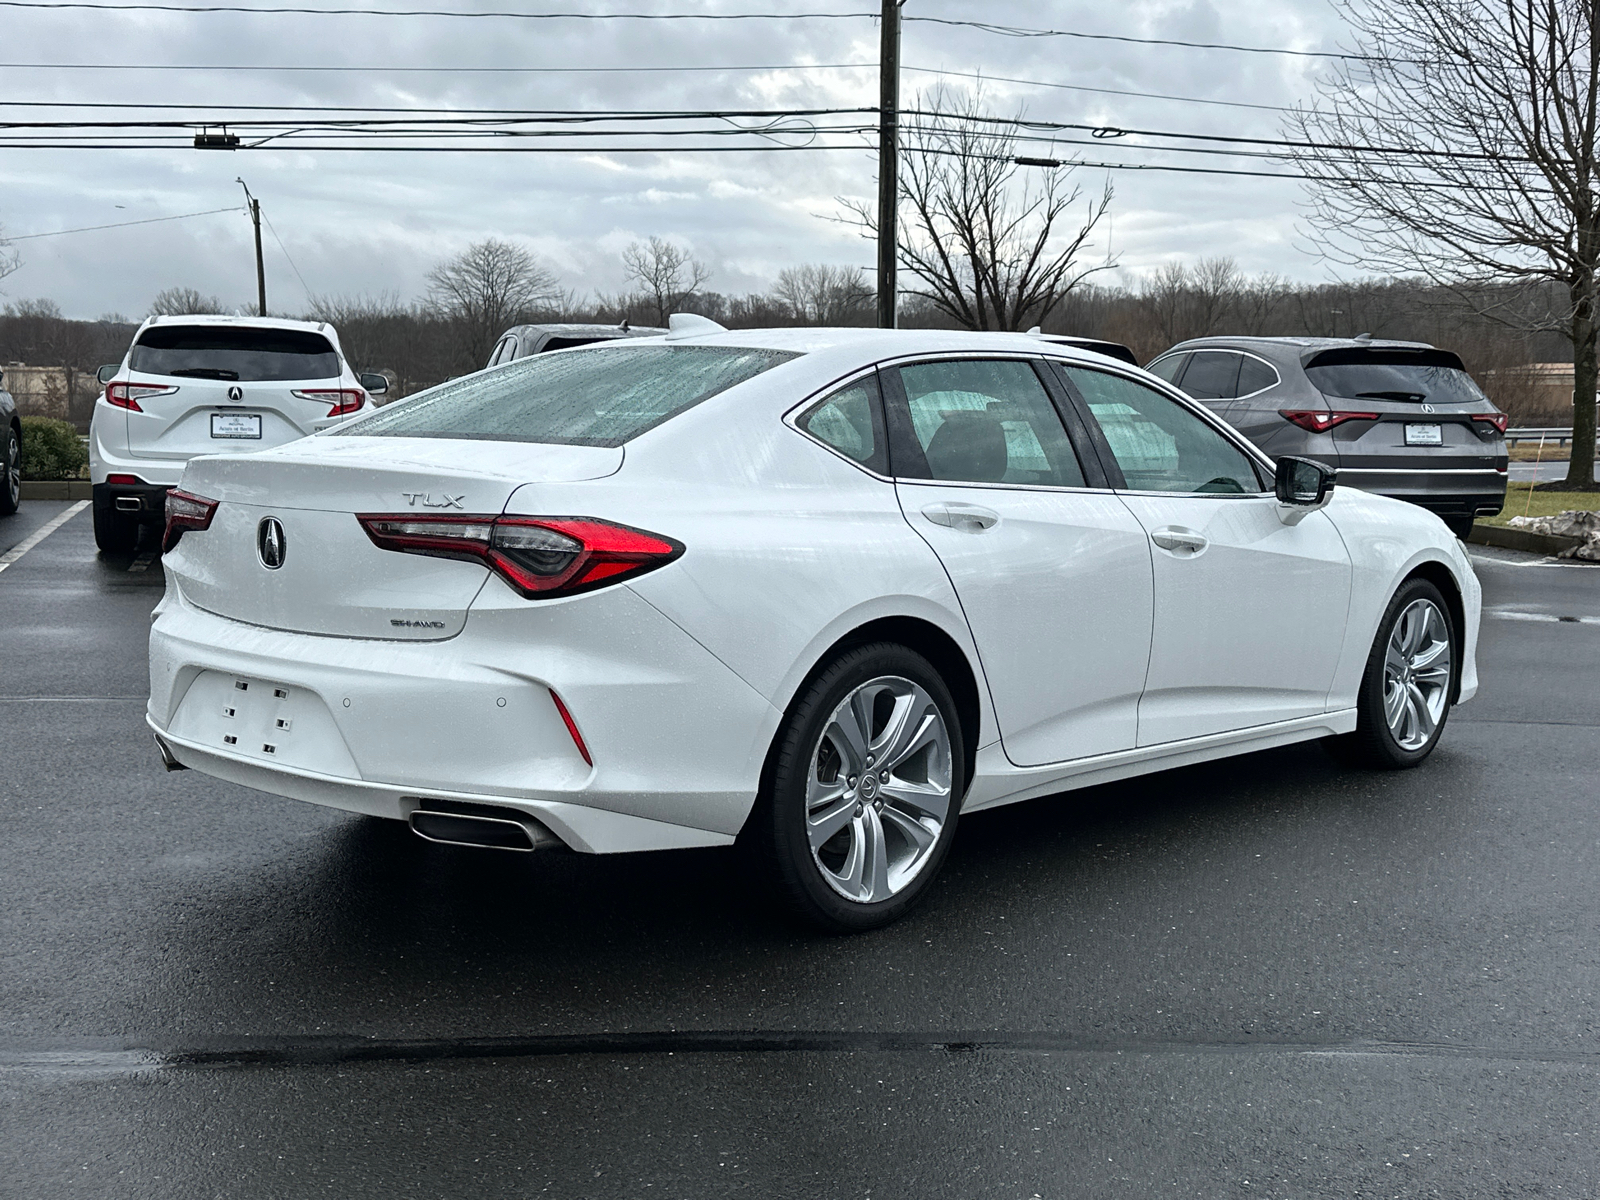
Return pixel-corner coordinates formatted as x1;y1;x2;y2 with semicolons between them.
842;86;1114;331
150;287;224;316
427;238;564;368
773;263;873;325
621;237;712;326
3;297;62;319
1287;0;1599;491
0;223;20;292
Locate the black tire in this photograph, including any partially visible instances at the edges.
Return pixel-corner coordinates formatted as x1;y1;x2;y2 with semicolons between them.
0;424;19;516
1441;515;1475;540
1325;577;1457;770
93;502;140;554
748;642;966;933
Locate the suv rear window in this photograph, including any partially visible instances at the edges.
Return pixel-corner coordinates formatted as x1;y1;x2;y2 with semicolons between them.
345;344;798;447
130;325;339;382
1304;348;1485;405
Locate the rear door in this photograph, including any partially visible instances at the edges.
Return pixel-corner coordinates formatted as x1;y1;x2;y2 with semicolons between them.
124;324;345;460
1054;362;1352;746
885;357;1154;767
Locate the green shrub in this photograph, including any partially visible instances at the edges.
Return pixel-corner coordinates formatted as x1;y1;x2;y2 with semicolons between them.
19;416;88;481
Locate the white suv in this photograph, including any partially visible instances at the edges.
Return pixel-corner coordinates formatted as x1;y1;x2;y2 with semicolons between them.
91;315;387;553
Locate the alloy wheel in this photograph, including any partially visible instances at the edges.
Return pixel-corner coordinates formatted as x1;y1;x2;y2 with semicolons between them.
805;675;953;904
1383;598;1452;751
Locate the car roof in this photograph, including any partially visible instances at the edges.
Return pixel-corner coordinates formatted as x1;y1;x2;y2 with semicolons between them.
615;325;1140;366
139;314;336;334
506;323;667;337
1157;335;1439;365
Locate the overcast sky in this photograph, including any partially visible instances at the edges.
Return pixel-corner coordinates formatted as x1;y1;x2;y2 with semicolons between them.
0;0;1353;319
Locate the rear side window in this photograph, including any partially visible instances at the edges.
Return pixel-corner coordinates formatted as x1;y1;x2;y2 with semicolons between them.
1178;350;1242;400
346;344;798;447
891;359;1085;487
1146;353;1188;384
798;374;886;473
1303;348;1485;405
1237;355;1280;396
130;325;339;382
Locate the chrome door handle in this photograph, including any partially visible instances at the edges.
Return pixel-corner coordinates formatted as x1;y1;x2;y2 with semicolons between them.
1150;527;1209;553
921;502;999;531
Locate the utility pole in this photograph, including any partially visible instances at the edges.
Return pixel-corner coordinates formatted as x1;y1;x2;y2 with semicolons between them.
237;178;267;316
876;0;902;329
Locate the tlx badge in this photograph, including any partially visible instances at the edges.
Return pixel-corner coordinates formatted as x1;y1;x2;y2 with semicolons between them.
401;492;465;509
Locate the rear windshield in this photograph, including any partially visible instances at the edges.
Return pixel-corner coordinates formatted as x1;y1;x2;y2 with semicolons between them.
130;325;339;382
1303;348;1485;405
344;344;798;447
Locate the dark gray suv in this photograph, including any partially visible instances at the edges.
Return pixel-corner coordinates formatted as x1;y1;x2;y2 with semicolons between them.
1148;336;1508;537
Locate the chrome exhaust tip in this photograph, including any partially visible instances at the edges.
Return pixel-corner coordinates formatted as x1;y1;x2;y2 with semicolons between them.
114;495;142;512
153;734;187;772
408;808;562;853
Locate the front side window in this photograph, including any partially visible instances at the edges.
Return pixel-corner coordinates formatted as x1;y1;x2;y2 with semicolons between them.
798;374;885;472
1060;366;1264;494
345;344;798;447
129;325;339;382
893;358;1085;487
1177;350;1242;400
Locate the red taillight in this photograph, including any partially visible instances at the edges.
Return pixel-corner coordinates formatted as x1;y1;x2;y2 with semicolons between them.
292;388;365;417
105;381;178;412
163;489;218;553
548;688;593;766
1473;412;1510;434
355;513;683;600
1279;409;1380;433
106;473;143;486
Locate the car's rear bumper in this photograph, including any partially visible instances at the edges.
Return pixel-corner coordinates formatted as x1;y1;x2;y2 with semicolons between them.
1334;467;1508;517
146;583;780;853
92;481;170;524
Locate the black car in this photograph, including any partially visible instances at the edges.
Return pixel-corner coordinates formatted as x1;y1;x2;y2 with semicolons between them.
1;368;19;516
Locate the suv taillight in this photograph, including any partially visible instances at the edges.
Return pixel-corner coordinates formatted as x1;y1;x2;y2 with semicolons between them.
1280;409;1380;433
356;514;683;599
106;381;178;412
164;489;218;552
1473;413;1509;434
292;388;365;417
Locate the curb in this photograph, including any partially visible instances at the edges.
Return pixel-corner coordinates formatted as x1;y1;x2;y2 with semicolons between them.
19;481;93;501
1468;523;1586;556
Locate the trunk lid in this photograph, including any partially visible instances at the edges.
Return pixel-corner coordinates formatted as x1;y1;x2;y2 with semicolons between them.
166;437;622;639
124;370;339;460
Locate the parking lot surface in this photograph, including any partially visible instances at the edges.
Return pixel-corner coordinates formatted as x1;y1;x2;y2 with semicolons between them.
2;502;1598;1197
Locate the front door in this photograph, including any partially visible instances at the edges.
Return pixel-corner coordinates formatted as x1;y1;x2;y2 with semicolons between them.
884;357;1155;767
1055;362;1353;746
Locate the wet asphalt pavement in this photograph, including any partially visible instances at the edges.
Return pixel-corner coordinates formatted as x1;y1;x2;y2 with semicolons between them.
2;501;1599;1198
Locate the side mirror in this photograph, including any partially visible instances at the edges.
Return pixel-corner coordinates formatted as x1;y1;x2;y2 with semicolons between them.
1275;455;1336;508
96;364;119;385
359;372;389;396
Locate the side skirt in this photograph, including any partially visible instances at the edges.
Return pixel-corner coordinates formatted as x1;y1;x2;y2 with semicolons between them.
963;709;1359;813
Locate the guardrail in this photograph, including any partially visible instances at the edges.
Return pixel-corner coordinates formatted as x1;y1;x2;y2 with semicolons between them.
1506;426;1600;448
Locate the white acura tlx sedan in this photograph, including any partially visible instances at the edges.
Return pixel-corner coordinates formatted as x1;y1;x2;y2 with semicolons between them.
149;319;1481;930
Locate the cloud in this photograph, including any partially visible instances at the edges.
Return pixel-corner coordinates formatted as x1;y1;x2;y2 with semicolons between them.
0;0;1351;318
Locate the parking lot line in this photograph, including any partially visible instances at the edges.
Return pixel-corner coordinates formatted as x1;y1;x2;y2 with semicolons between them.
0;501;88;576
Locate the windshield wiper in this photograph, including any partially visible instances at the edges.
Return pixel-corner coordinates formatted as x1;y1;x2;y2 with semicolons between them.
167;367;240;380
1354;390;1426;402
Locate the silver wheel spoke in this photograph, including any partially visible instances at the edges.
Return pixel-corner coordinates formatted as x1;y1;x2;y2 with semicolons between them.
881;778;948;823
871;696;938;773
880;804;938;859
806;791;856;850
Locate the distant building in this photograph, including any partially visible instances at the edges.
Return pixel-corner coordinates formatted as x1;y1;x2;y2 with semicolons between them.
1481;362;1599;426
3;363;73;421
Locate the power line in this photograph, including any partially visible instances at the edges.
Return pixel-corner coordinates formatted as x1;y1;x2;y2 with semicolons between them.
0;1;874;18
902;65;1298;115
0;59;876;74
902;17;1393;63
7;205;240;238
260;209;310;298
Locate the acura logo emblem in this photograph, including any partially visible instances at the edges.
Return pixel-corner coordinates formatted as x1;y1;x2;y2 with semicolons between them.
257;517;287;569
227;385;243;402
1421;402;1435;413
